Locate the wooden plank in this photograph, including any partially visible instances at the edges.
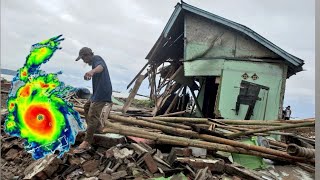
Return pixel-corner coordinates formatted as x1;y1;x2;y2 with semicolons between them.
224;164;264;180
152;66;157;102
126;62;148;89
122;75;145;113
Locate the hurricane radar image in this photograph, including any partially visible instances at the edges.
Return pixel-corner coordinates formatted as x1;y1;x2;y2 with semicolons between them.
4;35;86;160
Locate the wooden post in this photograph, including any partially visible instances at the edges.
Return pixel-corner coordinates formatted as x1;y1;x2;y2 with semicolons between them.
227;122;315;138
122;75;145;113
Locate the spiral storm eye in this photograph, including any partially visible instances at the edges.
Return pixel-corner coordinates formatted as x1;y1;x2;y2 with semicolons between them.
37;114;44;120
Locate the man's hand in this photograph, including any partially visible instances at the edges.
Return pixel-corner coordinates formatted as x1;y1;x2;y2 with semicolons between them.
83;65;104;81
84;70;94;80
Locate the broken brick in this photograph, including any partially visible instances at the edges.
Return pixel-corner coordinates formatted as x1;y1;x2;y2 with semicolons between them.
143;152;158;174
111;170;128;180
68;156;81;165
176;157;225;173
172;147;192;157
105;147;116;158
35;171;49;180
23;154;62;179
98;173;112;180
13;158;22;164
5;149;19;161
43;157;62;177
82;160;100;173
113;148;134;159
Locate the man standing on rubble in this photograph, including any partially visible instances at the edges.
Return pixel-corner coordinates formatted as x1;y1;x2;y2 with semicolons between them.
284;106;291;120
74;47;112;153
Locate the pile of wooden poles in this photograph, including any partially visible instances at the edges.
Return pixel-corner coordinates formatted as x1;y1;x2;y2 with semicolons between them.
73;107;315;167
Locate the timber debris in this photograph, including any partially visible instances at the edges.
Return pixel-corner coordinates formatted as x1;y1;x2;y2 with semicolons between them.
0;78;316;180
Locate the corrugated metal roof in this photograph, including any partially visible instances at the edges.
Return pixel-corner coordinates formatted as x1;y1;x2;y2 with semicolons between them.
146;2;304;75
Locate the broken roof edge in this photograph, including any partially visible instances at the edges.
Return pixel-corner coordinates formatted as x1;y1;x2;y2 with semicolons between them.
146;3;182;61
145;2;305;74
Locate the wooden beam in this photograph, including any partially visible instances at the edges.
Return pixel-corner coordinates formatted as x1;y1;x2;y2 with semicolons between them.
122;75;145;113
126;62;148;89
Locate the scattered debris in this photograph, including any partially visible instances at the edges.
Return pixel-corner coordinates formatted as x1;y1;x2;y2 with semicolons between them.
1;73;316;180
0;1;315;177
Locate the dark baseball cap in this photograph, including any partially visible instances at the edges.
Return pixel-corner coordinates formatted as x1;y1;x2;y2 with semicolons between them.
75;47;93;61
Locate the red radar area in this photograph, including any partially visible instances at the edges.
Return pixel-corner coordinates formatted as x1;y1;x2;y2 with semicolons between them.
24;105;54;137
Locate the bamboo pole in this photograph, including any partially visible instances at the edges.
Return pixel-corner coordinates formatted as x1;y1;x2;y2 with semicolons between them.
277;119;315;123
72;106;295;137
286;144;315;158
207;120;290;126
227;122;315;138
232;125;274;129
215;124;248;131
73;105;313;125
73;105;312;126
147;116;209;124
136;116;192;130
265;132;315;145
102;122;310;163
149;117;313;125
108;114;313;163
216;126;242;133
215;125;271;136
268;140;288;148
204;123;270;136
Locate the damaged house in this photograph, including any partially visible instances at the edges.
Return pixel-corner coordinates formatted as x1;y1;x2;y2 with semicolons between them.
125;2;304;121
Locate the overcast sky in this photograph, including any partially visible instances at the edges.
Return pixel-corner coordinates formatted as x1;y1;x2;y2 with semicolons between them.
1;0;315;118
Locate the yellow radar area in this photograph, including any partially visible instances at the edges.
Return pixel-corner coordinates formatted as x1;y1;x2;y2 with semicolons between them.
4;35;86;159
